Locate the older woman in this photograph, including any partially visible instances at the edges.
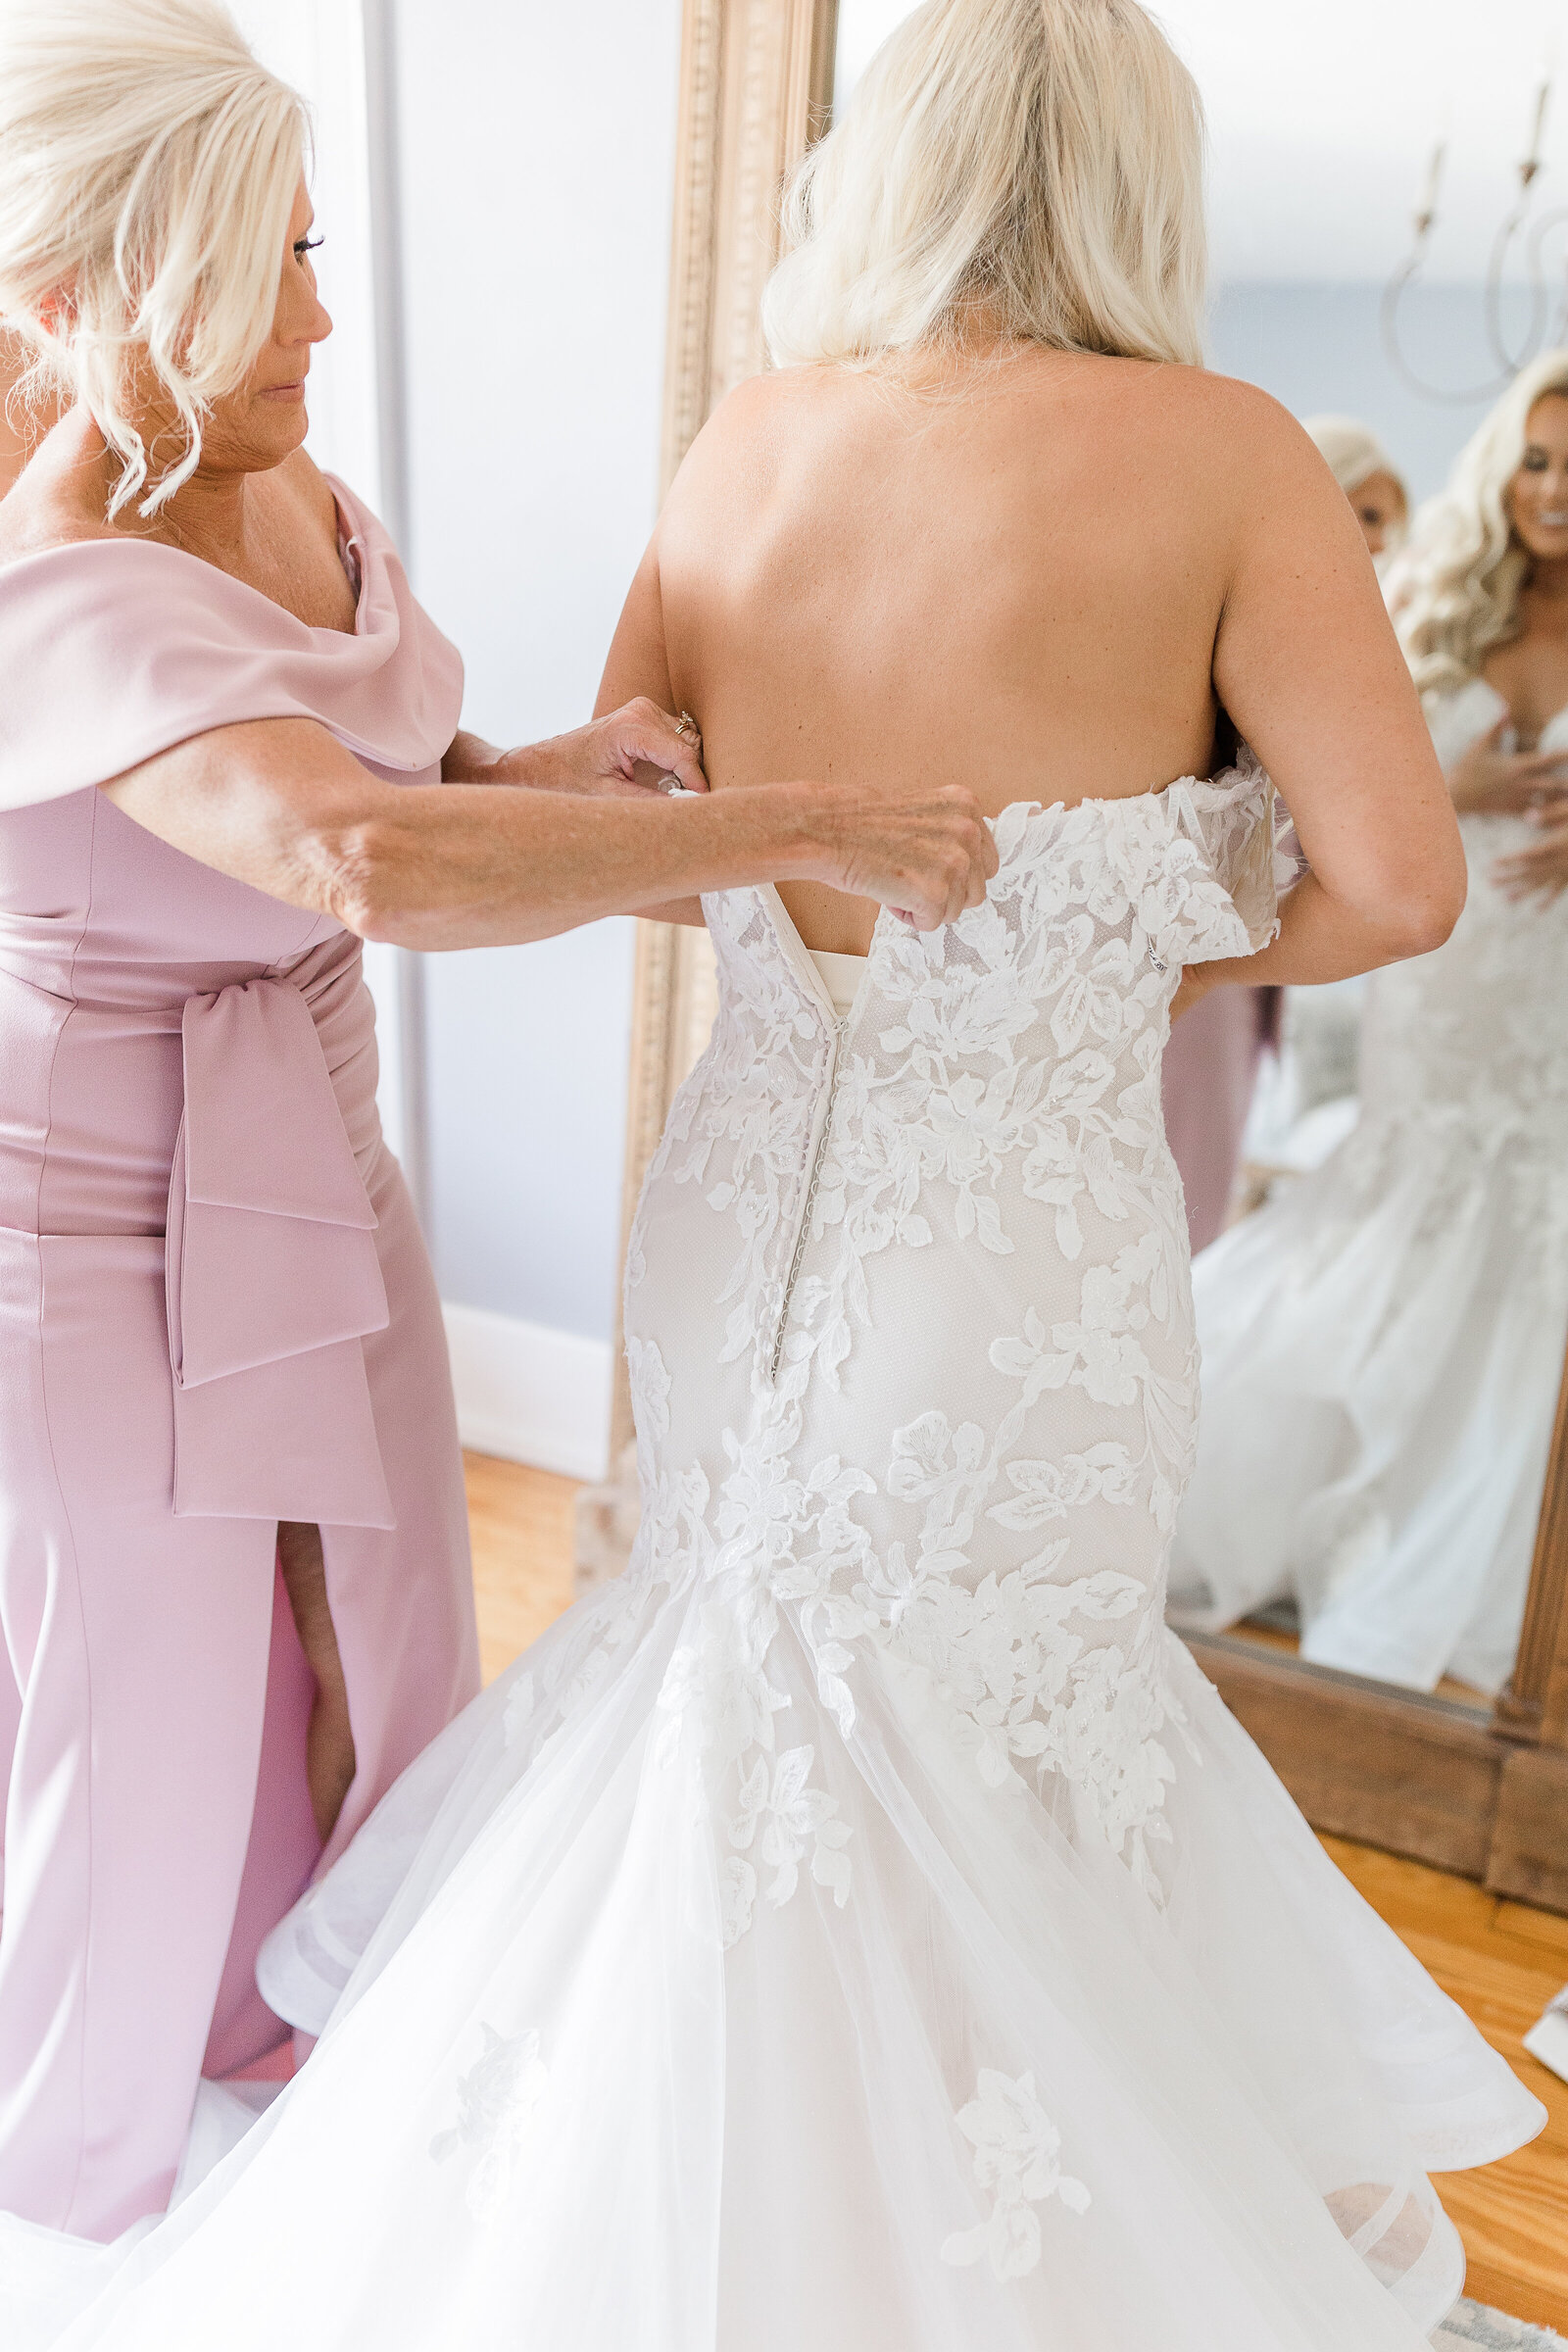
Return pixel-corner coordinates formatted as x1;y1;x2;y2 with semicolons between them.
0;0;994;2244
1170;354;1568;1692
1304;415;1408;562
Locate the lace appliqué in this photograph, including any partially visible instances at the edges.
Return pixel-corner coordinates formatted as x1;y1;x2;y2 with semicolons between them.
626;772;1272;1941
430;2024;549;2225
860;1392;1193;1900
657;1398;864;1947
941;2067;1091;2281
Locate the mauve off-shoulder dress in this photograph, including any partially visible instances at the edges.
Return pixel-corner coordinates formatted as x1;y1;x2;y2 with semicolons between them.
0;479;480;2241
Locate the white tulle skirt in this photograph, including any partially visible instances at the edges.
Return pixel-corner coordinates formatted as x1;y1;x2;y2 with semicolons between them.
4;1548;1542;2352
1168;1116;1568;1692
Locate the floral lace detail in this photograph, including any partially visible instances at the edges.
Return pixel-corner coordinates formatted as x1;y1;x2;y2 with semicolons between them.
430;2025;548;2225
656;1399;864;1945
940;2067;1091;2280
859;1397;1193;1897
623;770;1276;1938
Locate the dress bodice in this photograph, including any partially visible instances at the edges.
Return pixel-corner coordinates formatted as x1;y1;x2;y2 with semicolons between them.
0;479;464;1528
0;477;462;1235
637;753;1283;1393
1296;680;1568;1312
1357;683;1568;1154
1423;672;1568;770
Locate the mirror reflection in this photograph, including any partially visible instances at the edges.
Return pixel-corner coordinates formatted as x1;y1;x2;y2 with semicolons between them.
1170;367;1568;1697
840;0;1568;1709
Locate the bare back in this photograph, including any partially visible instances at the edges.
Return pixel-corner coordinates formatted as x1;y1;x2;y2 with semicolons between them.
602;345;1448;956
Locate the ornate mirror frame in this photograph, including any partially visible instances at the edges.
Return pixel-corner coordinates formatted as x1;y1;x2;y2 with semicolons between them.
585;0;1568;1916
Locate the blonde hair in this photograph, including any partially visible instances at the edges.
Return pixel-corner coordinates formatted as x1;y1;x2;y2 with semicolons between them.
1304;414;1404;504
0;0;306;516
1389;351;1568;696
762;0;1207;373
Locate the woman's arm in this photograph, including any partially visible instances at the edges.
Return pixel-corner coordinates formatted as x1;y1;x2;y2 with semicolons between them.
589;536;707;924
439;695;707;798
1177;387;1468;1018
101;713;994;948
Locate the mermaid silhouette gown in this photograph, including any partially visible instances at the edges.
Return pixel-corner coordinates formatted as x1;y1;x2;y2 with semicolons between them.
9;760;1542;2350
1169;681;1568;1691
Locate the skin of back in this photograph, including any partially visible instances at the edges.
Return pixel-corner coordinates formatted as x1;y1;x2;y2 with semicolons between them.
604;345;1464;967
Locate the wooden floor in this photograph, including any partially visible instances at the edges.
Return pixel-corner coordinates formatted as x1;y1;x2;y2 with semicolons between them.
463;1451;1568;2333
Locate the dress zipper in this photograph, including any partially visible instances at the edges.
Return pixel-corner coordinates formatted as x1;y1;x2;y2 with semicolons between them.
768;1016;846;1385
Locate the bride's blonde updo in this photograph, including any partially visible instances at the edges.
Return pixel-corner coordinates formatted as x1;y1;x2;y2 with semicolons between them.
762;0;1207;372
0;0;306;515
1390;350;1568;697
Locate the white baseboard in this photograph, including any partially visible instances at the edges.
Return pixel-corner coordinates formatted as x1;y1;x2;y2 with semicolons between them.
441;1303;612;1483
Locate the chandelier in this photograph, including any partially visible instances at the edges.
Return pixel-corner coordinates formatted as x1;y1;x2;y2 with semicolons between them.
1381;80;1567;404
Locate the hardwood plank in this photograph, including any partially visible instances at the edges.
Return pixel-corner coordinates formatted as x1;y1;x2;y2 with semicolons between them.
465;1456;1568;2332
1494;1898;1568;1971
1321;1838;1568;2328
463;1450;577;1687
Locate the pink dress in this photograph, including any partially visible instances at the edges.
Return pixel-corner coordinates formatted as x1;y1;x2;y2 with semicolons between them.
1160;985;1278;1252
0;480;480;2241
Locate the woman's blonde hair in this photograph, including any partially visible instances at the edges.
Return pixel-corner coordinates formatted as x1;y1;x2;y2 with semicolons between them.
762;0;1207;373
0;0;306;515
1304;414;1404;505
1389;352;1568;696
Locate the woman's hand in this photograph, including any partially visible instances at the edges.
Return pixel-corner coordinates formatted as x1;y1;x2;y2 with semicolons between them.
1493;813;1568;903
810;778;999;930
1448;716;1568;815
446;699;708;797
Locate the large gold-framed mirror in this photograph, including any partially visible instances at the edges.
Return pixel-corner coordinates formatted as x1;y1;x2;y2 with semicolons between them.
584;0;1568;1918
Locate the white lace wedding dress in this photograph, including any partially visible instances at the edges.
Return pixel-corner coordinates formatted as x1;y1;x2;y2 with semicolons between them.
7;761;1543;2351
1169;684;1568;1692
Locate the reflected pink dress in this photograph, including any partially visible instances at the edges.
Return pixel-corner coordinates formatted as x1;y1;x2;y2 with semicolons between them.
1160;985;1278;1252
0;480;480;2241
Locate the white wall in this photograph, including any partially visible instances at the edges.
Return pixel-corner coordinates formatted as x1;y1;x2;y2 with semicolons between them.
1209;282;1519;503
382;0;681;1469
388;0;681;1396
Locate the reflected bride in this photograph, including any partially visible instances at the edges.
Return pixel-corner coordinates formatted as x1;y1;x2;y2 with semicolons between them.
1169;355;1568;1697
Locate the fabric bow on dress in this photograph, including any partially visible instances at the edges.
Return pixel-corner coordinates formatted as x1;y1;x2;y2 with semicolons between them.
167;976;396;1527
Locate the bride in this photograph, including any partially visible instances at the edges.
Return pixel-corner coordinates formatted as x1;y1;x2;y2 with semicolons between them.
13;1;1544;2345
1169;354;1568;1693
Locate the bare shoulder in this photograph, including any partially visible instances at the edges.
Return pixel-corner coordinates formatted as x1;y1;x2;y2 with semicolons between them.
663;366;837;496
0;446;110;564
1088;360;1326;480
1147;366;1345;518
